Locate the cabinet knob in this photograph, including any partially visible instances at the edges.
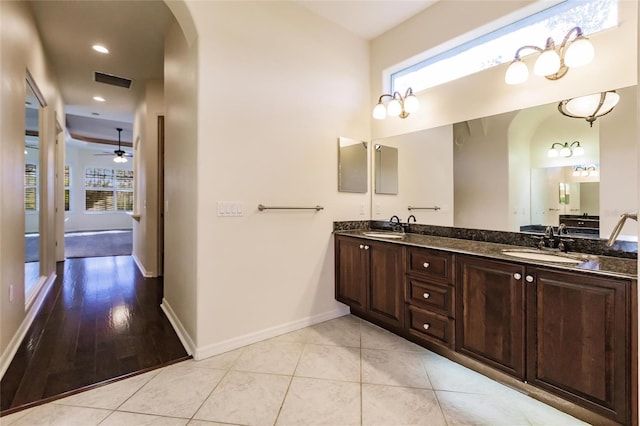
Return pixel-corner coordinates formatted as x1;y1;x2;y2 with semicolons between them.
525;275;534;283
364;245;369;250
359;244;364;249
423;292;430;299
513;273;521;280
423;323;430;330
423;262;430;268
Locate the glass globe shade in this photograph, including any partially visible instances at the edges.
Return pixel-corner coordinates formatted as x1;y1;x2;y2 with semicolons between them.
581;169;589;177
573;145;585;156
572;170;580;177
547;148;559;158
534;49;561;76
564;37;594;68
590;169;599;177
560;146;572;157
404;94;419;113
564;92;619;117
387;99;402;117
372;103;387;120
505;60;528;85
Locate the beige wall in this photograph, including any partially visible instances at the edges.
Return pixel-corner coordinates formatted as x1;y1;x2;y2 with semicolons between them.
168;1;370;357
0;0;64;374
162;21;199;351
132;80;163;277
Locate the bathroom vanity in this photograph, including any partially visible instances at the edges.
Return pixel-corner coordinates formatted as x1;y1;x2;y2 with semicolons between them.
334;228;637;425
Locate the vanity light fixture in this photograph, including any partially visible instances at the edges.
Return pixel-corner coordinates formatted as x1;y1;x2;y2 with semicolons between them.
373;87;419;120
505;26;594;85
558;90;619;127
572;165;598;177
547;141;584;158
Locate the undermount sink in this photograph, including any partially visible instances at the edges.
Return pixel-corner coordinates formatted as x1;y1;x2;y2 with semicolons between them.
362;232;405;239
501;249;586;263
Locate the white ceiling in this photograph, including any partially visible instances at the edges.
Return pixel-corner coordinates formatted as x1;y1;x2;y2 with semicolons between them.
27;1;436;144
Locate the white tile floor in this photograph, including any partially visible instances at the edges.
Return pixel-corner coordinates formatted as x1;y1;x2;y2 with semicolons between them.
1;315;588;426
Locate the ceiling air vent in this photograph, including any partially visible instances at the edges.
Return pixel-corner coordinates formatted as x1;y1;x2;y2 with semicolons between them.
94;71;132;89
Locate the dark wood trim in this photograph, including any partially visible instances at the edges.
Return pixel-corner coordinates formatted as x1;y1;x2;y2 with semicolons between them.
69;132;133;147
25;130;39;137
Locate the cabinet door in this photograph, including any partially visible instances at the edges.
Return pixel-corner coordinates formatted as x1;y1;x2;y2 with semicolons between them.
367;241;404;329
456;256;526;379
526;268;629;424
335;236;368;313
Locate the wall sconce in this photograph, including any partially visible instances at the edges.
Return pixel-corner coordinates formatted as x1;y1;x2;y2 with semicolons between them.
373;87;419;120
505;26;594;85
547;141;584;158
572;165;599;177
558;90;619;127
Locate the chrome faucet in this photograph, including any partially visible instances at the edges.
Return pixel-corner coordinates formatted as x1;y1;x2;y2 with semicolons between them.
544;226;555;238
557;223;568;235
389;215;403;232
606;212;638;247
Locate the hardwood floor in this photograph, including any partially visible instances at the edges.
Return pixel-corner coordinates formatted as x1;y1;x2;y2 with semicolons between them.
1;256;189;414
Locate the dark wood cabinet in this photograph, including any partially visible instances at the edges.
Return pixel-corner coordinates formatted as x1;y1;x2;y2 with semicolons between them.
456;256;526;379
335;236;368;314
335;235;635;424
526;268;630;424
405;247;455;348
335;235;404;330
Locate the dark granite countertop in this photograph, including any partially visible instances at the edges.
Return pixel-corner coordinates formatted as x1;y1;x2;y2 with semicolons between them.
335;229;637;280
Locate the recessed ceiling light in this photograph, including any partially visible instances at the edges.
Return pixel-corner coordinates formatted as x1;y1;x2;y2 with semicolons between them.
93;96;106;102
92;44;109;54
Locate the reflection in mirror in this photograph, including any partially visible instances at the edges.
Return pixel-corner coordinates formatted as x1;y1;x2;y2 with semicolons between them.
371;126;453;224
338;137;367;193
371;85;636;250
374;144;398;194
25;73;45;300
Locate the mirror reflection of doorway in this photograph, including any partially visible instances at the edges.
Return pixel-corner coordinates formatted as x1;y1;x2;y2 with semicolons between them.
24;71;46;302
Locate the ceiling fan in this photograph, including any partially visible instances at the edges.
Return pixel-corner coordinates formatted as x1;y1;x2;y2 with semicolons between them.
94;127;133;163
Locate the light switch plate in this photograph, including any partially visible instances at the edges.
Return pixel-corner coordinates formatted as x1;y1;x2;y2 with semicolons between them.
217;201;244;217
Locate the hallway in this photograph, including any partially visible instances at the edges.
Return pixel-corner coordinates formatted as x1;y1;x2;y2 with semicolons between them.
0;256;189;414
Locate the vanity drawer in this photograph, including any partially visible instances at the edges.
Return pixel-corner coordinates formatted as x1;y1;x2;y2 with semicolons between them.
407;248;453;283
407;277;453;316
407;306;454;348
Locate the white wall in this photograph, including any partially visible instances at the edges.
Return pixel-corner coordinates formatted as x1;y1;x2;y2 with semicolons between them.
169;1;370;357
371;126;454;225
63;142;134;232
0;0;64;372
132;80;163;277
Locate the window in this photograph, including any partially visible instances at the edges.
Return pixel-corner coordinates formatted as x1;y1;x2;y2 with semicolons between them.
85;167;134;212
25;163;38;211
64;165;70;211
390;0;618;94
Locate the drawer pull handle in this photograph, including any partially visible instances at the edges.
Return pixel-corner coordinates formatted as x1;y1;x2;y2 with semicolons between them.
423;262;430;268
423;323;430;330
513;273;521;280
423;292;430;299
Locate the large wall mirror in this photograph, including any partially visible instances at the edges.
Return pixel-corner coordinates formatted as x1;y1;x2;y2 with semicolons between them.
25;71;46;301
371;85;637;250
